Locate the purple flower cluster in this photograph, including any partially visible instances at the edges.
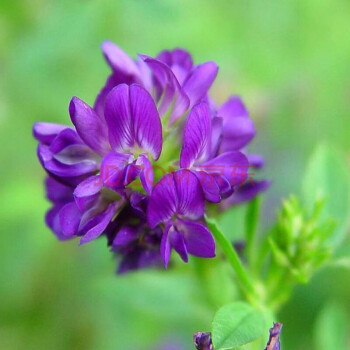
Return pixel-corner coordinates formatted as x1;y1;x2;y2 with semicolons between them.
33;41;268;273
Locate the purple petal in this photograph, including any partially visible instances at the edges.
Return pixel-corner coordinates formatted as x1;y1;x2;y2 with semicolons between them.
218;96;249;119
104;84;162;159
104;84;133;151
45;177;73;203
101;41;140;78
248;154;265;169
194;171;221;203
80;203;116;244
94;73;141;119
136;56;153;92
161;224;172;268
45;204;72;241
53;144;98;166
137;154;153;195
183;61;218;107
94;75;118;118
210;116;223;157
59;201;81;237
173;170;205;219
180;102;211;168
142;55;190;124
180;220;215;258
130;192;148;216
169;226;188;262
220;118;256;151
218;96;255;151
157;48;193;71
193;332;213;350
147;173;178;228
49;128;83;153
129;84;162;159
113;225;139;247
212;174;233;198
38;144;98;179
100;152;131;188
148;170;205;228
198;151;249;187
73;175;102;211
123;163;141;186
223;180;271;208
118;248;161;274
265;323;283;350
157;48;193;85
69;97;109;155
33;122;69;144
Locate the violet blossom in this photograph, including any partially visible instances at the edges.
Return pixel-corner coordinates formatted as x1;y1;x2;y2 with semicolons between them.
33;41;269;272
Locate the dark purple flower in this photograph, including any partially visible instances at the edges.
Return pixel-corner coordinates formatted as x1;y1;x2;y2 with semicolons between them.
43;174;124;245
193;332;213;350
59;174;124;244
180;102;249;203
98;194;162;274
148;170;215;267
35;125;100;186
265;323;283;350
207;96;270;206
112;221;162;274
34;41;269;273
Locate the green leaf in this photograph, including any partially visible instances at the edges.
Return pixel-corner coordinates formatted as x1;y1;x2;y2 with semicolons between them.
212;301;265;349
302;144;350;245
314;301;349;350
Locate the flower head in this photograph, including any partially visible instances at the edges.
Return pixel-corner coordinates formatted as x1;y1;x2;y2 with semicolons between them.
33;41;269;272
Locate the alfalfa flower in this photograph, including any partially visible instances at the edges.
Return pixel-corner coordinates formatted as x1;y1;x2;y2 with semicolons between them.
33;41;268;272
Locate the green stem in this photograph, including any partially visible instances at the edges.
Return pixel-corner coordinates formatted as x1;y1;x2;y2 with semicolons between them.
205;216;258;301
245;196;261;271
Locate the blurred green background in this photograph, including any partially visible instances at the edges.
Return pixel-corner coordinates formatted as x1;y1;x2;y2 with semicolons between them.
0;0;349;349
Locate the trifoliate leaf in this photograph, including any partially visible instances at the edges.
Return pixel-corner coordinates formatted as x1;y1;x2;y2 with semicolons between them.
212;301;265;349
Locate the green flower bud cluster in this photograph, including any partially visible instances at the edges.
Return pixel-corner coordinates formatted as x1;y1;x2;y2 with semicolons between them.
269;195;336;284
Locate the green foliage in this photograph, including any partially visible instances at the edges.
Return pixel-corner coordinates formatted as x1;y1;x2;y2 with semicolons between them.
314;301;349;350
302;144;350;245
269;195;335;284
212;302;265;350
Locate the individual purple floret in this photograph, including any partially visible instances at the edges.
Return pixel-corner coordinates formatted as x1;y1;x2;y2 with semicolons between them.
193;332;213;350
180;102;249;203
148;170;216;267
265;323;283;350
107;196;163;274
33;41;269;272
